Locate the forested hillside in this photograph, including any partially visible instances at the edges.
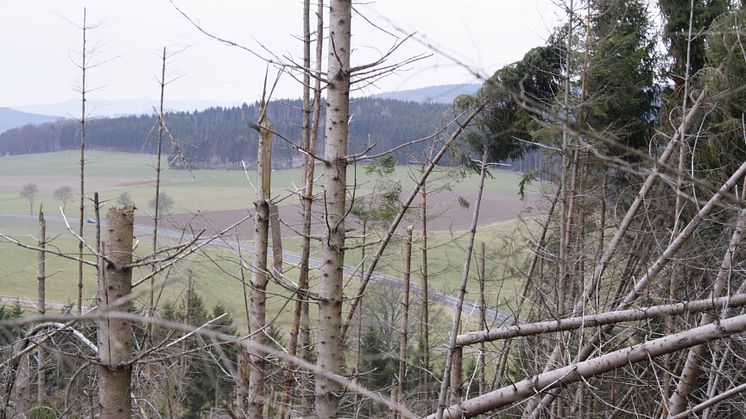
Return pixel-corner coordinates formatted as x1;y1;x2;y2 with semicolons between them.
0;98;450;168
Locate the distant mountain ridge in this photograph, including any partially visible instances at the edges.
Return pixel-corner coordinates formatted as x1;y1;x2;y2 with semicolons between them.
7;84;481;122
0;108;61;134
371;83;480;104
15;98;237;119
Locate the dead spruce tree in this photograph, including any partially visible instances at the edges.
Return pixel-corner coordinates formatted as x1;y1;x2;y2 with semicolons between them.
237;96;274;417
279;2;324;416
76;7;89;315
36;208;46;408
315;1;352;416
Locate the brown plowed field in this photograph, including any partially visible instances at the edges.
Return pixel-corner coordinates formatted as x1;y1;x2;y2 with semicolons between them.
135;190;543;239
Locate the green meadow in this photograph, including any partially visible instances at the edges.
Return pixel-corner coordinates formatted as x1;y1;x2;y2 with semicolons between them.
0;150;538;330
0;150;534;214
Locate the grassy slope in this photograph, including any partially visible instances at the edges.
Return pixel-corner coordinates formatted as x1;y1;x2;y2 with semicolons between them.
0;150;538;331
0;150;533;214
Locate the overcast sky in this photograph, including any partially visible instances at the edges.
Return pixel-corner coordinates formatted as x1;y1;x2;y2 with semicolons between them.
1;1;561;108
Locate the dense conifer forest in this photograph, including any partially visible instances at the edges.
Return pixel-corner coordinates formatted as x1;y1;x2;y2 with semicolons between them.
0;98;450;168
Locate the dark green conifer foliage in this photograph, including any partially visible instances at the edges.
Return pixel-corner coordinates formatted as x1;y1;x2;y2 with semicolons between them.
350;155;402;227
162;294;236;418
458;45;561;171
587;0;658;156
696;8;746;184
659;0;729;93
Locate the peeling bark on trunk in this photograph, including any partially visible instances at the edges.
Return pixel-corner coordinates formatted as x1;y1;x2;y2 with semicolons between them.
97;205;134;418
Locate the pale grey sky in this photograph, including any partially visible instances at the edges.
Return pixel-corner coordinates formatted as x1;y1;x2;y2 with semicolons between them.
1;1;560;108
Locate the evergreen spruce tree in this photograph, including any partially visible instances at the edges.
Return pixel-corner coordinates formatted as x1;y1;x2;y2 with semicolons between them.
587;0;658;155
659;0;729;93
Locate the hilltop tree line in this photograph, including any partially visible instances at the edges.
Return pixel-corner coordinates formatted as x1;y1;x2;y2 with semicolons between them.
0;98;450;169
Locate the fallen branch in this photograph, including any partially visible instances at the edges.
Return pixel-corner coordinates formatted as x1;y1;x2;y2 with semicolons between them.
428;312;746;418
456;293;746;347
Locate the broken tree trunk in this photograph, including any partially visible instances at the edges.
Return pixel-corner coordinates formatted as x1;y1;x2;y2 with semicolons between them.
97;205;134;418
247;110;273;418
11;345;30;418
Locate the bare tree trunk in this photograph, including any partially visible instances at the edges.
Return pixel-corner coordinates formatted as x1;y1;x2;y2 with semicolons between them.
301;2;323;411
315;2;351;416
556;0;574;319
420;179;431;395
353;216;369;416
150;46;167;327
280;3;324;415
94;192;101;266
247;110;273;418
278;0;314;404
269;203;283;276
354;295;364;416
478;241;486;397
530;3;574;413
395;225;414;417
449;346;463;408
664;3;696;405
97;205;134;418
77;7;88;315
177;273;193;415
36;208;46;407
236;236;250;411
436;148;489;419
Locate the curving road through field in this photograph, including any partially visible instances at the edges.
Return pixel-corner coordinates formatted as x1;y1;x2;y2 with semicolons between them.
1;212;515;324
